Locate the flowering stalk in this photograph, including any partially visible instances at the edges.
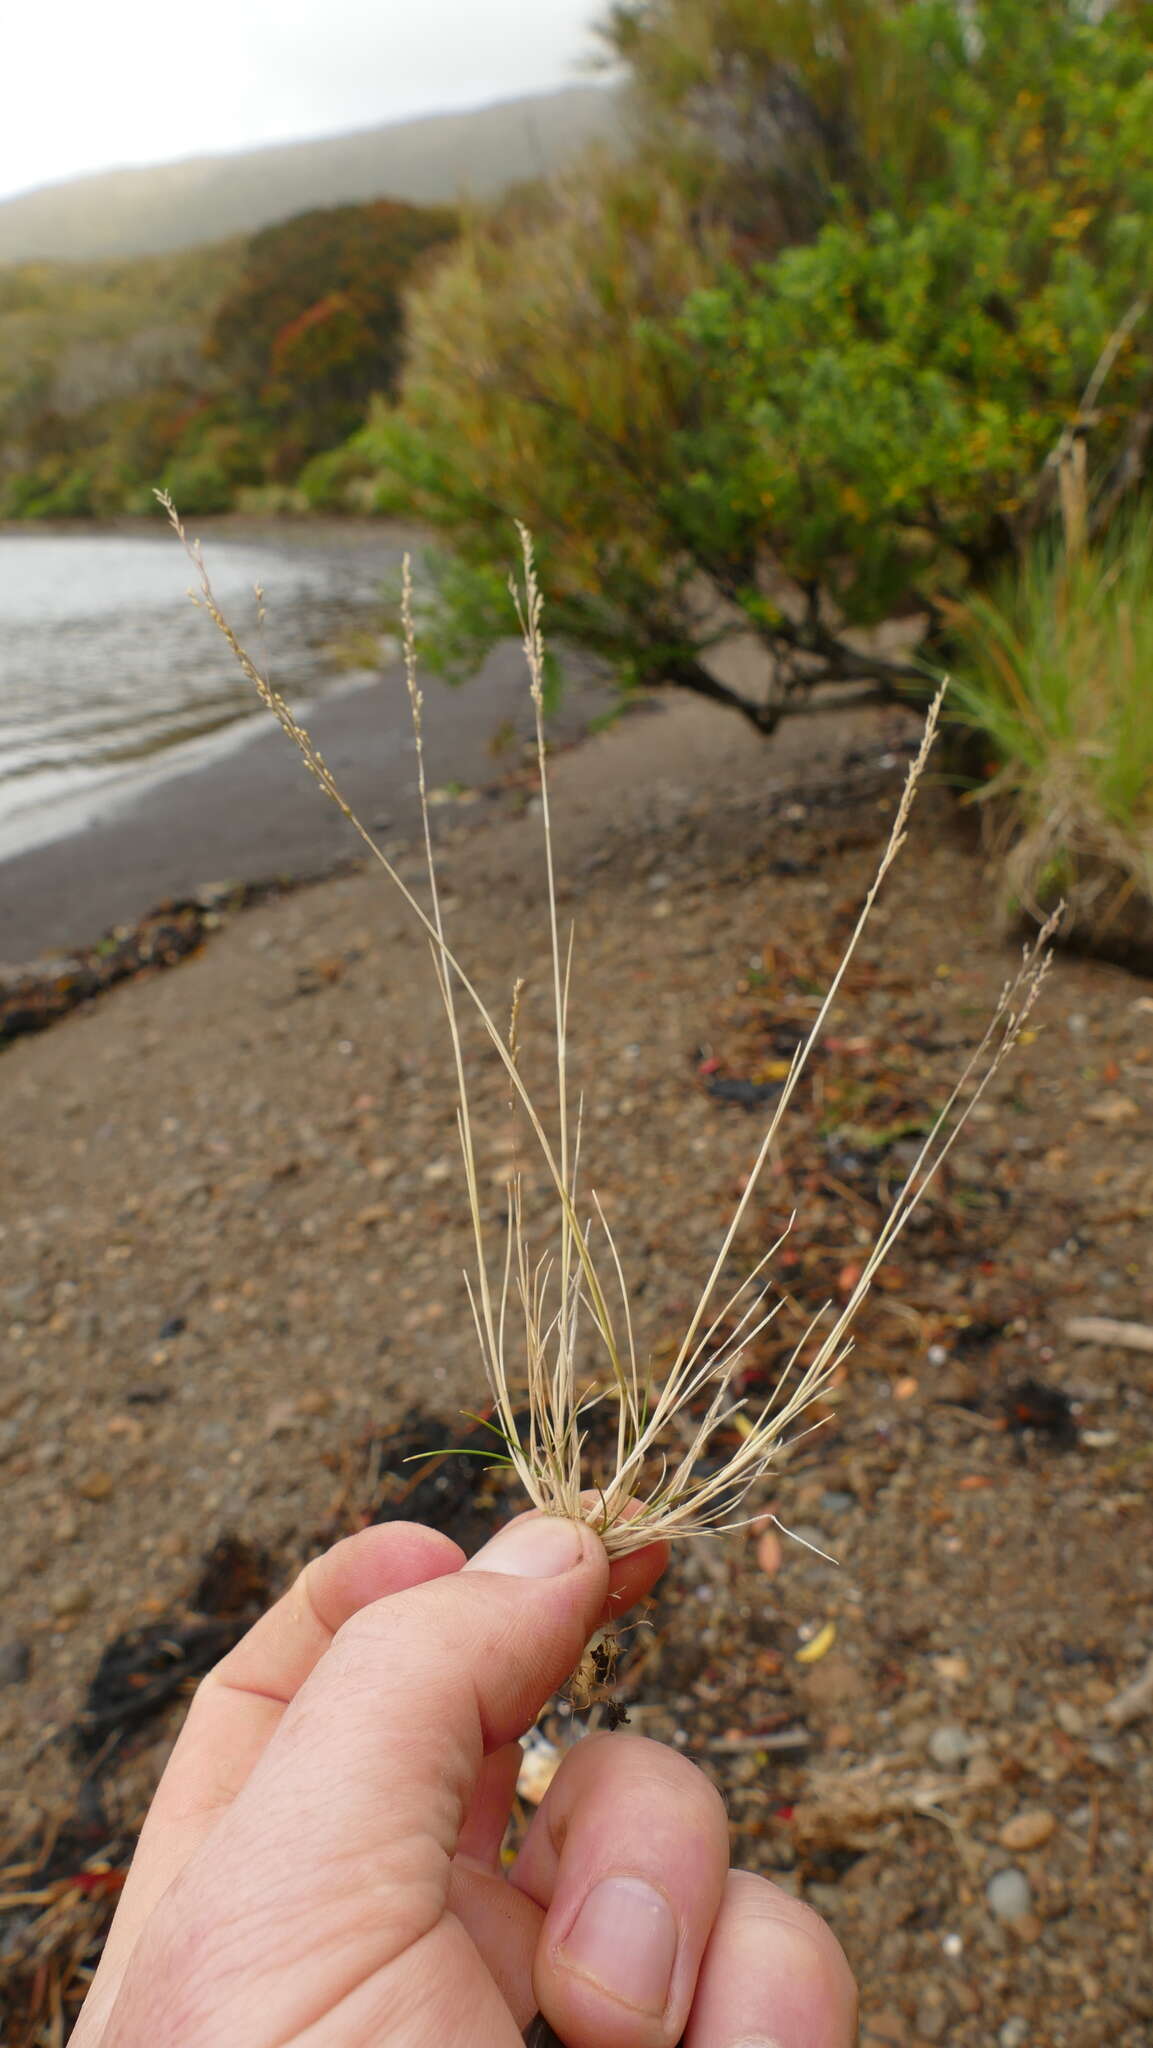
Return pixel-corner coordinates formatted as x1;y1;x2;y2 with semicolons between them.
163;495;1054;1557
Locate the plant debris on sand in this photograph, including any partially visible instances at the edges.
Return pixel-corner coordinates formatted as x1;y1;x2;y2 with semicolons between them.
1;677;1150;2041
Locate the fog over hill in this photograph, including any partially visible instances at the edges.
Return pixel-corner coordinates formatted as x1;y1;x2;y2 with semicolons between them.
0;85;620;265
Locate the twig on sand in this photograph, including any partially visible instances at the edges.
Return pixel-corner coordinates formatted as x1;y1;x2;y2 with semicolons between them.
1102;1653;1153;1730
1066;1316;1153;1356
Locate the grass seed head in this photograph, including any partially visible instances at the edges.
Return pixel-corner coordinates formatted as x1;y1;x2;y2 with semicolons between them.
163;495;1054;1559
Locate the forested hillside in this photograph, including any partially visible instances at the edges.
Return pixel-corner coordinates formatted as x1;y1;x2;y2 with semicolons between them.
0;200;456;518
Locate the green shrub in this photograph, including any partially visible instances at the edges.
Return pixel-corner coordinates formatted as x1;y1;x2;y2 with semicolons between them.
157;449;235;516
296;431;387;513
368;0;1153;733
0;456;97;519
353;167;783;723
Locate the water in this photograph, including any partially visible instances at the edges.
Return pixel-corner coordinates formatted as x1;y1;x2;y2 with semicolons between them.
0;523;406;858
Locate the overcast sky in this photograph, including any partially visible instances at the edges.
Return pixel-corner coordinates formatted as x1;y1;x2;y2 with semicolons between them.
2;0;609;204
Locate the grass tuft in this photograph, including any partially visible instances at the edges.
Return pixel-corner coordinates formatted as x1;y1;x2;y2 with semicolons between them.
160;492;1053;1558
945;514;1153;957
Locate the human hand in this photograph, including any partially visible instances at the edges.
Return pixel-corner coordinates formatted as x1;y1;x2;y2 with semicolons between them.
73;1513;856;2047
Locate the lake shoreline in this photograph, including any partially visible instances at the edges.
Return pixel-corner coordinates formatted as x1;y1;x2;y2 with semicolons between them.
0;518;429;872
0;635;616;965
1;514;615;964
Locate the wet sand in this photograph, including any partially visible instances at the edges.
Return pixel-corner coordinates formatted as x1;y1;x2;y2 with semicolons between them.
0;641;615;963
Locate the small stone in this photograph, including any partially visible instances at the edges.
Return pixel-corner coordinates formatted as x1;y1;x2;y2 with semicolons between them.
927;1722;974;1768
1010;1912;1044;1945
820;1490;856;1515
999;1808;1057;1852
264;1399;299;1438
965;1753;1002;1793
0;1640;31;1686
1085;1092;1138;1124
50;1581;92;1618
1054;1699;1084;1736
861;2013;909;2047
516;1733;562;1805
297;1388;333;1418
932;1653;971;1686
986;1867;1032;1921
76;1469;114;1502
914;1986;949;2041
999;2020;1029;2048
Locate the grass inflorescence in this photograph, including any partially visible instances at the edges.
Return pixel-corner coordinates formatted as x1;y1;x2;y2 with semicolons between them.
161;493;1053;1559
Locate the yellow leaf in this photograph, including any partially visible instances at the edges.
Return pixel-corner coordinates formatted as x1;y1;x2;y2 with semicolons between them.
796;1620;837;1665
756;1059;793;1082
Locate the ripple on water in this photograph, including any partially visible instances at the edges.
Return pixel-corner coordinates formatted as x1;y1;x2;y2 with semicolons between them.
0;525;402;854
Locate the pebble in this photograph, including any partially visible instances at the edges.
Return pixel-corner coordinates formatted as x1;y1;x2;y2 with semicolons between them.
999;2020;1029;2048
297;1387;333;1417
986;1867;1033;1921
49;1581;92;1618
0;1639;31;1686
76;1468;114;1502
927;1722;974;1767
999;1808;1057;1852
820;1490;856;1515
860;2013;908;2046
914;1987;949;2041
516;1733;562;1805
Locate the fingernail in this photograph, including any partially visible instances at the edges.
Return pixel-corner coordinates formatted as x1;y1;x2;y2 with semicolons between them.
560;1876;678;2015
466;1514;585;1579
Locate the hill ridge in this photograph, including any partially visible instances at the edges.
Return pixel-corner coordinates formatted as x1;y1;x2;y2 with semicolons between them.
0;84;621;265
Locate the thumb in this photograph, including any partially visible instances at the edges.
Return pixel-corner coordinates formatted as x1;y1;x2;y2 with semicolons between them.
106;1515;608;2046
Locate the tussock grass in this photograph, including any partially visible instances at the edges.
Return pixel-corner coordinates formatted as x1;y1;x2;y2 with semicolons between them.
946;515;1153;957
161;493;1052;1559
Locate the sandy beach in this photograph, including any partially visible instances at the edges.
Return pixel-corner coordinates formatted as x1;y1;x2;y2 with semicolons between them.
2;683;1151;2044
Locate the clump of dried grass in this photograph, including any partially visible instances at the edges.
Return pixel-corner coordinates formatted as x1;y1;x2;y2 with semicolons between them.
160;494;1052;1559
